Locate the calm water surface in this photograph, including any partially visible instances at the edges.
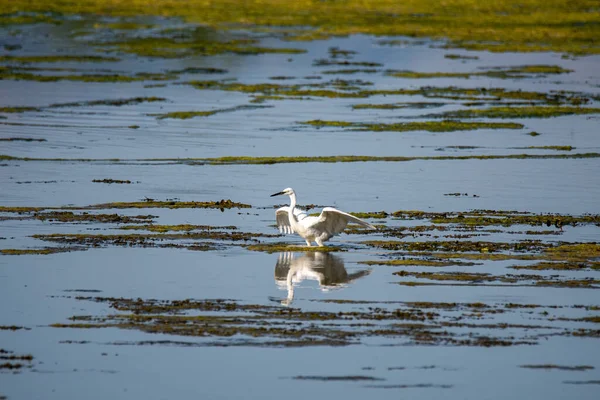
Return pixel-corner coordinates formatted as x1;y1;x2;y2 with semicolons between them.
1;17;599;400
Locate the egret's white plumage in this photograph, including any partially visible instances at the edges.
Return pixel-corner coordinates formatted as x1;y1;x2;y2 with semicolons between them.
271;187;376;246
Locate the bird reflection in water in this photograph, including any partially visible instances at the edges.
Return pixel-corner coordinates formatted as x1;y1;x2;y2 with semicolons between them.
274;252;371;306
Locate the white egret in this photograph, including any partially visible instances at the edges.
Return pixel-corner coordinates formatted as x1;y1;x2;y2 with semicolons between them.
270;187;376;246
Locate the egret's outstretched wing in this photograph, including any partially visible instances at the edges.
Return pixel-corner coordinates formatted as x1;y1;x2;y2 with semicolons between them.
275;207;308;234
313;207;376;237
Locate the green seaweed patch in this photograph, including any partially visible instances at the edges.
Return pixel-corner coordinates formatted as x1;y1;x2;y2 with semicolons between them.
92;179;132;184
524;146;574;151
293;375;384;381
0;137;46;142
365;240;550;253
349;211;389;219
414;211;600;228
389;65;572;80
0;106;41;113
313;59;382;67
246;243;346;253
0;200;250;214
402;252;538;262
34;212;155;224
0;12;62;26
352;102;447;110
544;243;600;263
186;79;370;99
433;106;600;119
4;152;600;166
81;199;251;210
120;224;237;233
394;270;600;288
444;54;479;60
322;69;380;75
168;67;227;75
359;259;477;267
149;104;269;120
33;230;273;248
510;261;600;271
5;1;600;56
0;55;121;63
48;295;567;347
520;365;594;371
303;119;524;132
0;326;31;331
0;247;84;255
51;96;166;108
0;66;176;83
187;80;594;105
98;35;305;58
102;21;156;30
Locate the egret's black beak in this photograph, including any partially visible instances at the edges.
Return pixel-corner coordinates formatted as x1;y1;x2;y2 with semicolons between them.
270;191;285;197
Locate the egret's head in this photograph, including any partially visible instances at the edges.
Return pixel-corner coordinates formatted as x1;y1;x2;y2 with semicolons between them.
270;187;294;197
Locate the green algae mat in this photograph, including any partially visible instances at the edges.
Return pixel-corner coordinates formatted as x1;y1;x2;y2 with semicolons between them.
3;0;599;55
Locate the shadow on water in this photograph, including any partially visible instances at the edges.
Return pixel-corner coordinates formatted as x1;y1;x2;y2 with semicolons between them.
273;252;371;305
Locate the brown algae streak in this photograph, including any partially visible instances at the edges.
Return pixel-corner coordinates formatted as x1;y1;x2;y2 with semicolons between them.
49;296;600;347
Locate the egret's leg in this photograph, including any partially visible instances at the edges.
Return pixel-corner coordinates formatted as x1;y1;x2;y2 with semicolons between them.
305;240;312;247
315;238;324;247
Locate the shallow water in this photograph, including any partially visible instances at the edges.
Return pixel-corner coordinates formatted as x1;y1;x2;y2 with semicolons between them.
1;16;600;400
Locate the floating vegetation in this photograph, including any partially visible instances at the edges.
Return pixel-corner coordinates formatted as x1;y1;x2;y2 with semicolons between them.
303;119;524;132
186;80;596;106
0;137;46;142
393;270;600;289
510;262;600;271
50;296;600;348
365;240;550;253
0;55;121;63
0;326;30;331
95;33;305;58
520;365;594;371
0;66;176;83
0;349;34;372
32;212;155;224
392;209;600;228
444;54;479;60
92;179;132;184
50;97;166;108
524;146;574;151
149;104;270;120
349;212;389;219
359;259;478;267
432;106;600;119
167;67;227;75
389;65;572;80
293;375;384;381
84;199;252;210
32;230;272;250
352;102;447;110
0;106;40;113
4;1;599;55
313;59;382;67
0;247;84;255
119;224;238;233
322;69;380;75
0;200;250;214
3;153;600;165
